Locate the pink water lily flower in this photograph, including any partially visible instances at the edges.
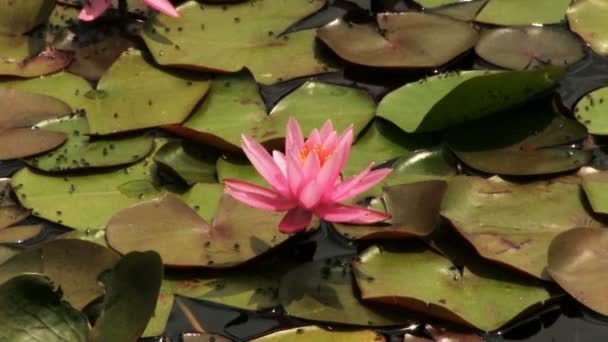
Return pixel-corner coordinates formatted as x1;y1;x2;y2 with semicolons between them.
79;0;179;21
224;118;392;234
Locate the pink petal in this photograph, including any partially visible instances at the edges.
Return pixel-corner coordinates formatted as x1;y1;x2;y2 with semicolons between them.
316;126;353;194
79;0;112;21
241;135;288;196
319;120;334;141
320;131;337;155
305;129;322;149
279;208;313;233
287;154;304;197
301;152;320;183
273;151;287;177
299;181;321;210
145;0;180;17
224;179;296;211
286;117;304;152
315;203;390;224
332;166;393;202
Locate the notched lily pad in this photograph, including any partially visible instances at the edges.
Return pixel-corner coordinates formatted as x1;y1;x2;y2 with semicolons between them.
377;67;565;133
475;27;585;70
317;12;479;68
26;115;155;171
0;179;30;229
106;193;313;268
0;34;73;77
547;227;608;315
354;243;553;331
446;100;591;175
0;0;54;35
581;171;608;214
279;256;407;326
440;176;605;278
142;0;332;84
153;140;218;184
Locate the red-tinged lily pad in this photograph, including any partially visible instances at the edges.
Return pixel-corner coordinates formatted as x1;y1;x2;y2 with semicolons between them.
0;224;42;243
475;0;571;25
279;256;408;326
440;176;605;279
167;72;375;150
353;243;554;331
475;27;585;71
0;239;120;309
581;171;608;214
333;181;447;240
547;227;608;315
567;0;608;56
377;67;565;133
0;87;71;160
106;194;316;268
0;0;54;35
251;326;386;341
446;100;591;176
90;251;163;342
317;13;479;68
0;179;30;229
141;0;332;85
573;87;608;134
25;115;155;172
153;140;218;185
0;35;73;77
0;274;90;341
84;49;211;135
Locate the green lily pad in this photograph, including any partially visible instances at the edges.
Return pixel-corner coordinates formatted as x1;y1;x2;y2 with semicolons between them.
0;34;73;77
67;32;135;81
446;100;591;175
581;171;608;214
317;13;479;68
182;333;232;342
354;243;553;331
141;0;332;85
0;224;42;243
84;49;211;135
0;274;90;341
440;176;605;278
343;118;436;178
90;251;163;342
475;27;585;70
0;239;120;309
251;326;386;341
153;140;218;184
59;229;108;246
415;0;462;7
547;227;608;315
279;257;407;326
574;87;608;134
377;67;565;133
567;0;608;56
168;74;375;150
142;281;174;337
217;156;266;187
106;193;312;268
0;0;54;35
475;0;571;25
12;146;162;230
0;179;30;229
333;181;447;240
26;115;155;171
428;0;489;21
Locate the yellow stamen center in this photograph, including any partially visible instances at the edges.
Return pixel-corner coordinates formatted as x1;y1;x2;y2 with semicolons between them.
300;143;333;166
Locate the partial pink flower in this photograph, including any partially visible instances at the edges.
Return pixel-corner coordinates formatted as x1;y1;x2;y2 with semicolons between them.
224;118;392;234
79;0;179;21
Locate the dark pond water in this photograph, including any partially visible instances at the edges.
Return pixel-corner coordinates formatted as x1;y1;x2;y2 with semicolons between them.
3;0;608;341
